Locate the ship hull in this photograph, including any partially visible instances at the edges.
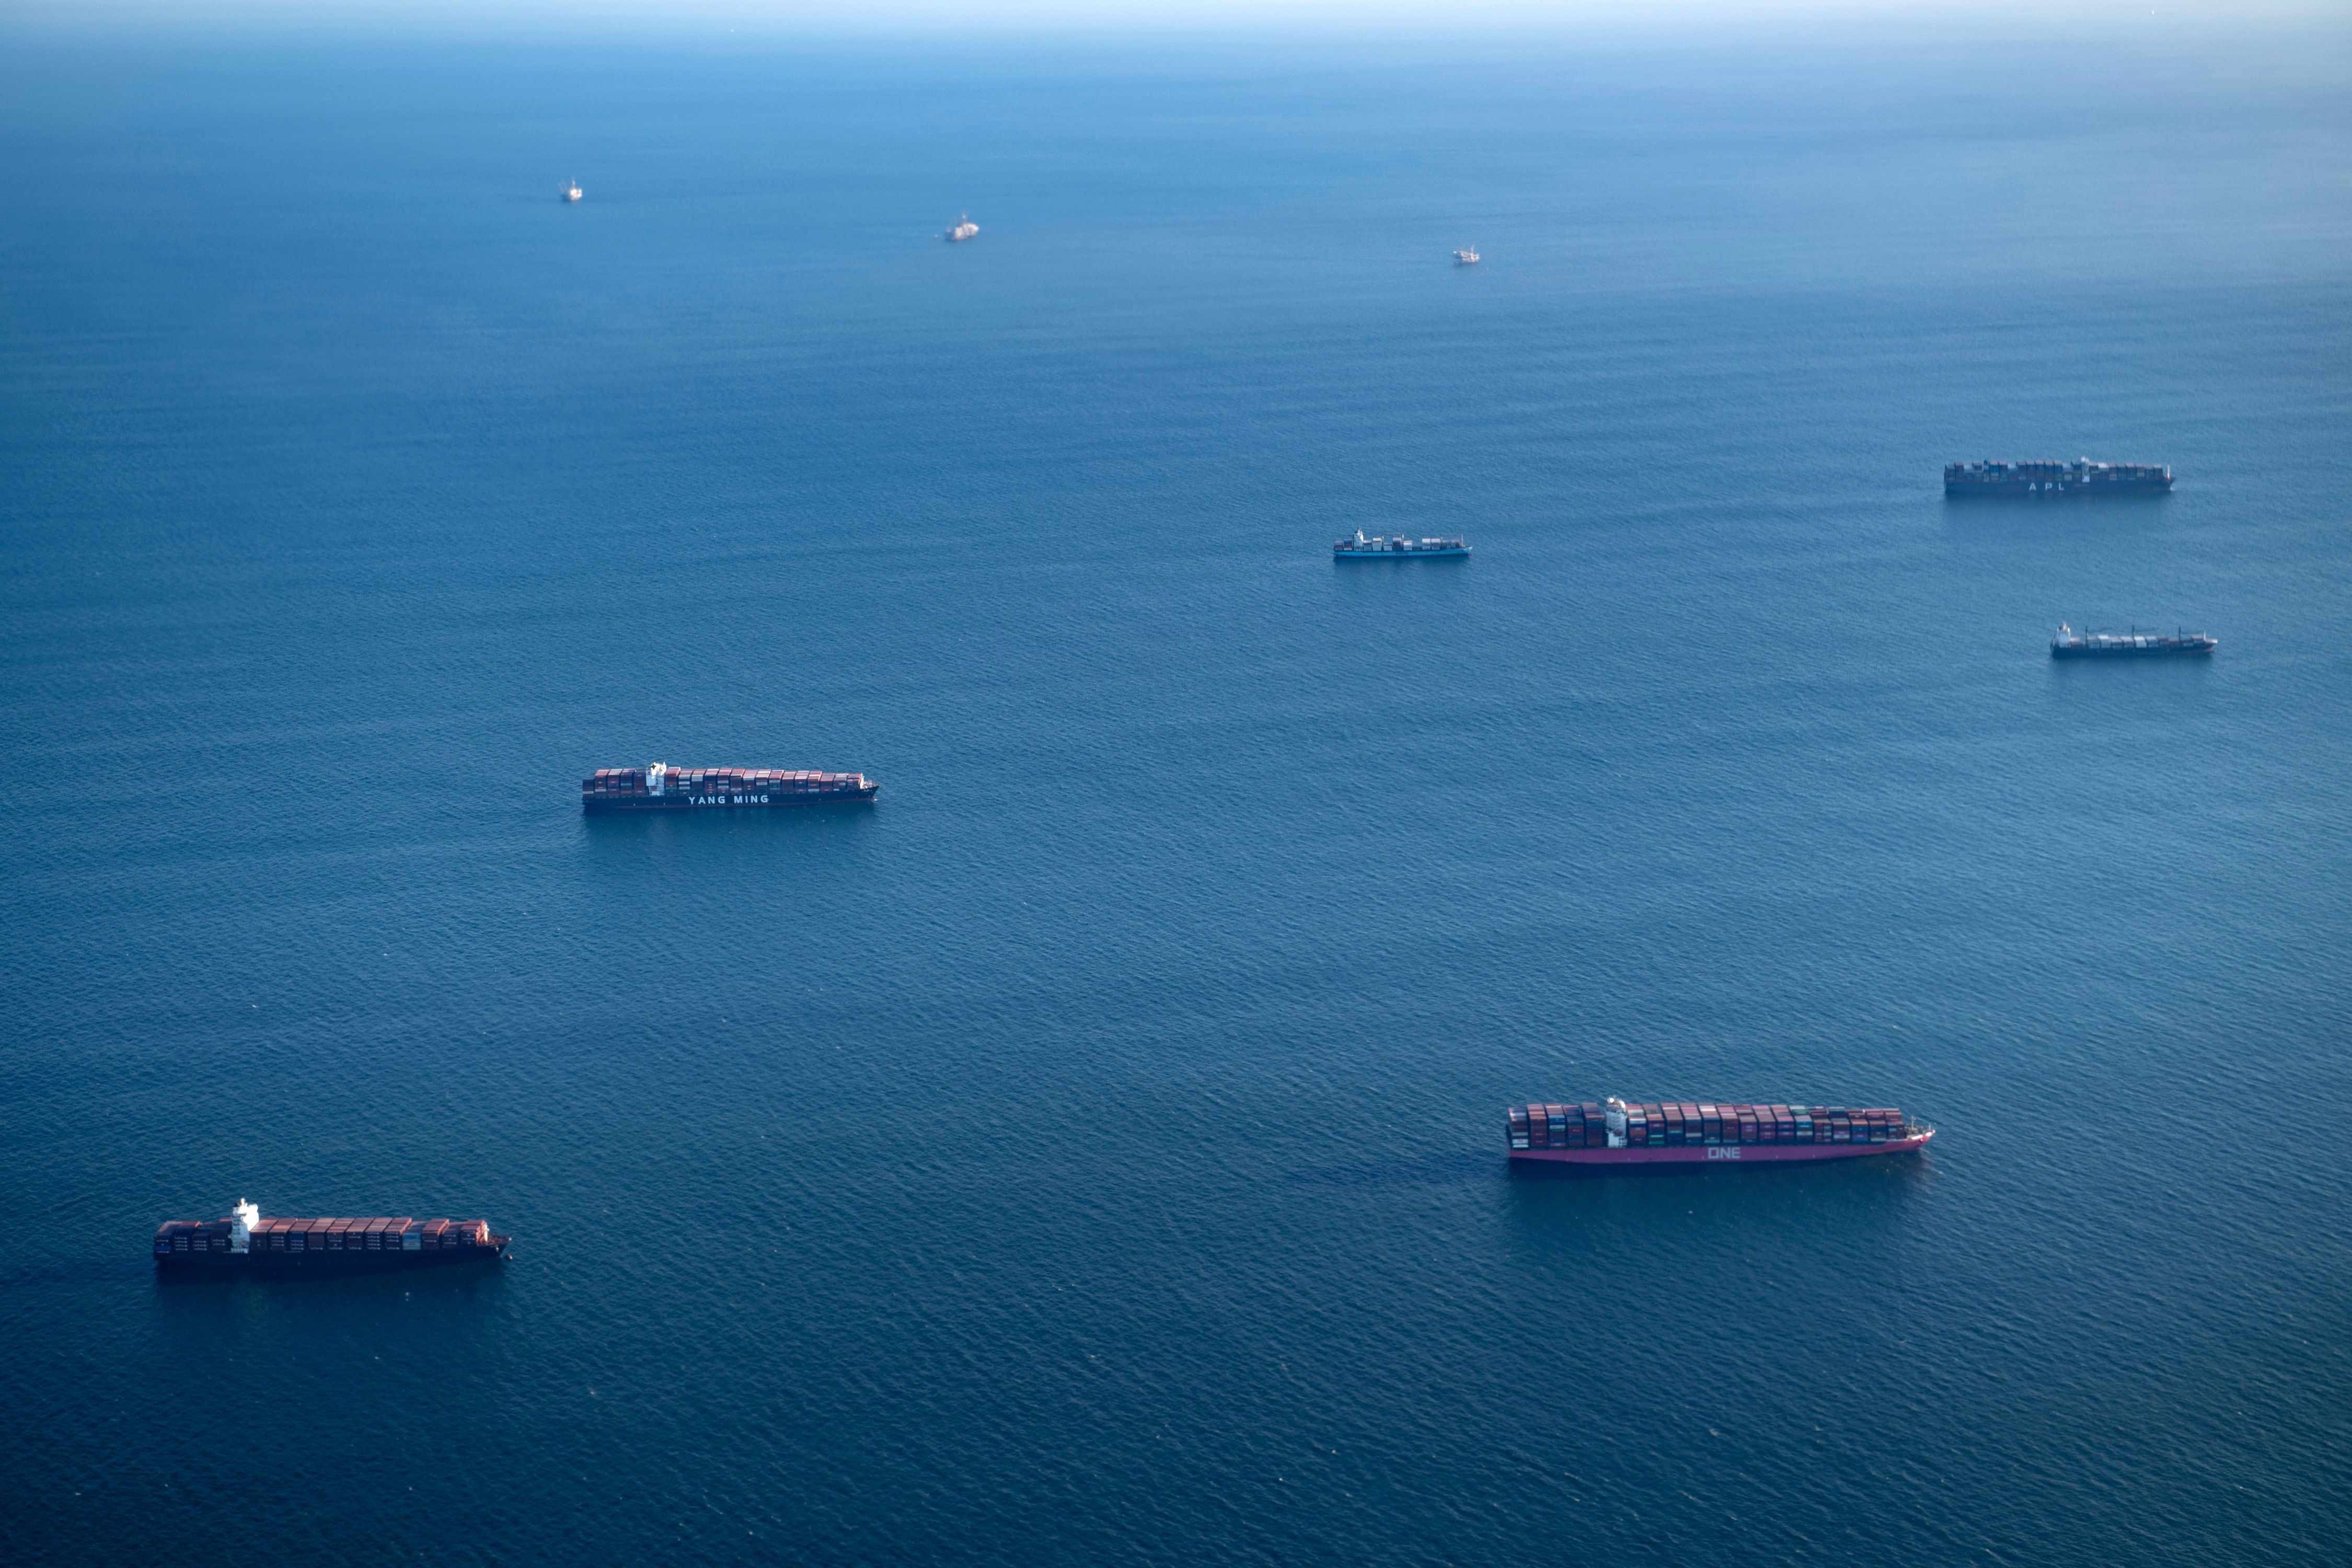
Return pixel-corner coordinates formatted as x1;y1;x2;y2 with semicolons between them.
584;787;877;814
1945;479;2172;497
155;1246;507;1273
1333;548;1470;560
1512;1131;1932;1167
2050;644;2212;659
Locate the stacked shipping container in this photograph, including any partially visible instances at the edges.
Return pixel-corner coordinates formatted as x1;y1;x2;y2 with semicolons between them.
582;765;877;810
154;1214;503;1266
1507;1102;1610;1149
1507;1101;1911;1152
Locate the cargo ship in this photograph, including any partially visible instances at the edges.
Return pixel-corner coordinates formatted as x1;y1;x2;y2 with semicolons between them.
1944;459;2172;497
1506;1098;1931;1167
2051;624;2216;659
154;1201;508;1272
1333;529;1470;559
582;762;878;813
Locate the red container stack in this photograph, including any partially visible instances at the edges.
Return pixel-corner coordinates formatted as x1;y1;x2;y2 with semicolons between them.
152;1209;508;1268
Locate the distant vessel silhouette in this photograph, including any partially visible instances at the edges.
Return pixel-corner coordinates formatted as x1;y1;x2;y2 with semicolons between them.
562;178;583;203
1946;458;2172;496
1333;528;1470;560
1453;246;1480;264
584;764;879;811
2050;624;2216;659
946;213;979;241
1508;1099;1932;1166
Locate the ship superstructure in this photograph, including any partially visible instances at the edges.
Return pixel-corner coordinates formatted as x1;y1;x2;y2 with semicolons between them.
1507;1098;1931;1166
583;763;878;812
155;1201;509;1271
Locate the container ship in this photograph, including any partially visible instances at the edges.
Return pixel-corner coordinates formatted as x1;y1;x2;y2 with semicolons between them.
2051;624;2216;659
1334;529;1470;559
1945;459;2172;497
1506;1098;1931;1167
154;1201;509;1272
582;762;878;813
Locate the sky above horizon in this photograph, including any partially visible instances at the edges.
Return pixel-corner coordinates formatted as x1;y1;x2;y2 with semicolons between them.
10;0;2347;38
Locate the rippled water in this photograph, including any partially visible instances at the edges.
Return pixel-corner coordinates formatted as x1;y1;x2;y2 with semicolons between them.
4;21;2349;1565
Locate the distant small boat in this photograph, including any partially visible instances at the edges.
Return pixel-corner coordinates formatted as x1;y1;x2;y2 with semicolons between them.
946;213;979;242
562;179;583;203
1453;246;1480;265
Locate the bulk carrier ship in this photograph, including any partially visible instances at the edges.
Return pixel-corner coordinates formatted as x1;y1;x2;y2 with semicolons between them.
583;763;878;813
154;1201;509;1272
1507;1098;1931;1167
1944;459;2173;497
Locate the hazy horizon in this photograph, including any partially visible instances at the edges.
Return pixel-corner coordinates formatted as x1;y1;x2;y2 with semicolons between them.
10;0;2349;42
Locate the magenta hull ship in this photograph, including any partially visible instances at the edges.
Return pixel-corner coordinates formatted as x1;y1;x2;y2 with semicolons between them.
1508;1098;1932;1168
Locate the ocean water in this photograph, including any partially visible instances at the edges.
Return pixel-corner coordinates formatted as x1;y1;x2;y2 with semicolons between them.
4;20;2350;1564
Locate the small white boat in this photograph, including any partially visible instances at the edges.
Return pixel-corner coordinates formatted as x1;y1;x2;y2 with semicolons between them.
946;213;979;242
562;179;583;203
1453;246;1480;265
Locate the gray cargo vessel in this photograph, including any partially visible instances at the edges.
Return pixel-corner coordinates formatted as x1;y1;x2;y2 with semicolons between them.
584;763;878;812
1947;459;2173;497
2051;624;2216;658
1333;528;1470;559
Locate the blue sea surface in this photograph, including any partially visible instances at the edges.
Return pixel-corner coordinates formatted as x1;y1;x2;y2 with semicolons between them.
3;21;2350;1564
